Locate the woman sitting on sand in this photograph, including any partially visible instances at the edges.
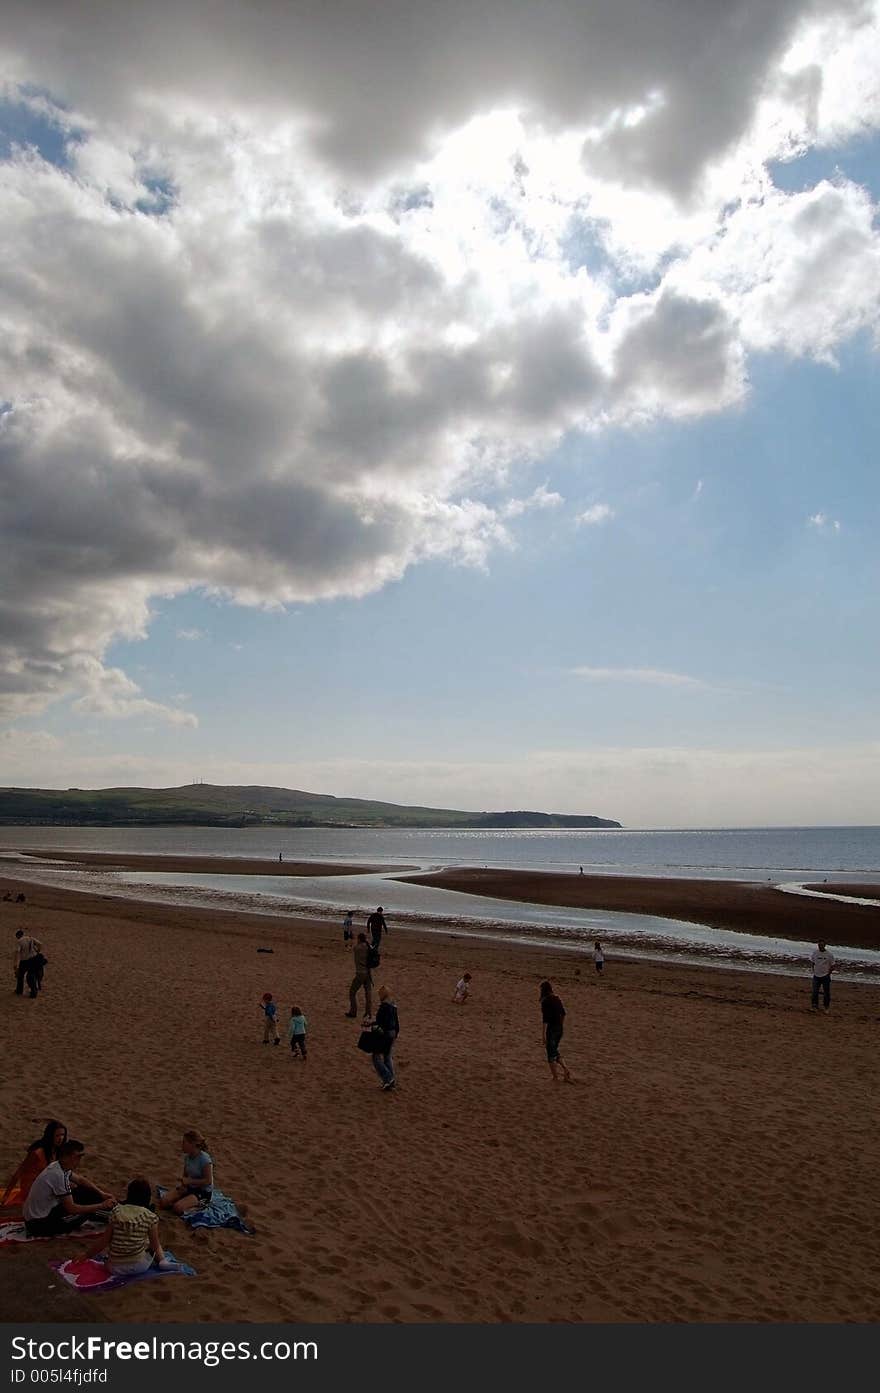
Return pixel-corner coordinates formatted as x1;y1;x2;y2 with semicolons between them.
80;1178;176;1275
1;1119;67;1208
158;1130;214;1215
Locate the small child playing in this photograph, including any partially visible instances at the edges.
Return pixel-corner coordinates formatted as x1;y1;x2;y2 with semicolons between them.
260;992;280;1044
593;941;605;975
452;972;472;1004
288;1005;308;1060
343;911;354;948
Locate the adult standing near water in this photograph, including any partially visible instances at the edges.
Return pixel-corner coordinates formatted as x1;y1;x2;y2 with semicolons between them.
345;933;373;1019
13;929;42;998
372;986;399;1091
367;906;388;951
540;980;573;1083
810;942;835;1012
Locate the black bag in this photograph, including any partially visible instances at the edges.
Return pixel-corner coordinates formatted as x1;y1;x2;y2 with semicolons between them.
366;944;381;970
357;1028;381;1053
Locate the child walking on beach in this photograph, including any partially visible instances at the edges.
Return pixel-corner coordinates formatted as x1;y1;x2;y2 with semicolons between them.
343;911;354;948
593;942;605;975
260;992;280;1044
452;972;472;1003
288;1005;308;1060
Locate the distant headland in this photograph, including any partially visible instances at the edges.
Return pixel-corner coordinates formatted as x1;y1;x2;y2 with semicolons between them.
0;783;621;830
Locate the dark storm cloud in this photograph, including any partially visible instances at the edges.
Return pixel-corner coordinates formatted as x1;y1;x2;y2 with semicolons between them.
0;0;859;192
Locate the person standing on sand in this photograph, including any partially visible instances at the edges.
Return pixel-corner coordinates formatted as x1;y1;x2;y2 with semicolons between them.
371;985;399;1091
288;1005;308;1060
810;942;835;1012
343;911;354;948
593;941;605;976
260;992;281;1044
346;933;373;1018
367;906;388;951
540;980;573;1083
13;929;42;998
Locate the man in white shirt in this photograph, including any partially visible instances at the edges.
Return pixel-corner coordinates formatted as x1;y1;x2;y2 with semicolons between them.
810;942;835;1012
13;929;41;997
23;1140;115;1236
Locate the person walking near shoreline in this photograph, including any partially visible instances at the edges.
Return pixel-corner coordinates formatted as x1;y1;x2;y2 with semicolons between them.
810;942;835;1012
540;980;573;1083
366;906;387;951
346;933;373;1019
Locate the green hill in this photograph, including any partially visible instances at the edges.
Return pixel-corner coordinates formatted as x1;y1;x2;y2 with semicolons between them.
0;783;621;829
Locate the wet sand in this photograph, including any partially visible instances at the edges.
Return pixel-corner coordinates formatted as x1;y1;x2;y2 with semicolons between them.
404;868;880;951
14;849;404;877
1;871;879;1324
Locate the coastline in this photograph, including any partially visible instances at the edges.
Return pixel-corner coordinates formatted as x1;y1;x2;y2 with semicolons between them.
403;867;880;952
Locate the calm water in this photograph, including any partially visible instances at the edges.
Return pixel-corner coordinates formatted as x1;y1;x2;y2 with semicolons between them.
2;823;879;982
1;823;880;877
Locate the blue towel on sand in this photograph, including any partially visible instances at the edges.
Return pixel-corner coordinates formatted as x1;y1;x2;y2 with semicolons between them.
157;1187;254;1234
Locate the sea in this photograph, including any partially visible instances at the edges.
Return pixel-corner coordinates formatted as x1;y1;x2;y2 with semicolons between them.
2;824;879;983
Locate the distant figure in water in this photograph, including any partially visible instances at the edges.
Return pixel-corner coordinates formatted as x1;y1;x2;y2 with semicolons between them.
579;866;584;875
539;980;573;1083
593;941;604;975
278;852;282;863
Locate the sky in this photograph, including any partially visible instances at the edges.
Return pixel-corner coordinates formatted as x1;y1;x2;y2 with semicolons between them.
0;0;878;828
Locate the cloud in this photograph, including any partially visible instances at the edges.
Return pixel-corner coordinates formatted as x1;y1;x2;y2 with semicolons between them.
0;728;60;752
575;504;614;526
68;658;198;727
807;512;842;531
0;1;856;191
502;484;564;519
572;666;712;689
0;1;878;724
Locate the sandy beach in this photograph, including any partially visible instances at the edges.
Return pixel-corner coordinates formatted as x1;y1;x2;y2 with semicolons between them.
2;867;879;1324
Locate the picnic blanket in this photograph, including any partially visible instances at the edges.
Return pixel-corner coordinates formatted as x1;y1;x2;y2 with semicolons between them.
157;1188;254;1234
50;1251;196;1293
0;1219;106;1247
